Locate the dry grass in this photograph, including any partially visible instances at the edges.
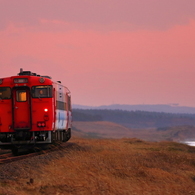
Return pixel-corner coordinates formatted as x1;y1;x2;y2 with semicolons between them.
73;121;133;138
73;121;195;142
1;137;195;195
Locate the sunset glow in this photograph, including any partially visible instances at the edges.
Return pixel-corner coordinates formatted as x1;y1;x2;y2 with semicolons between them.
1;0;195;106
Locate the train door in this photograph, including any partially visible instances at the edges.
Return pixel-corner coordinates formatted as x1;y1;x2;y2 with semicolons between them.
12;87;31;130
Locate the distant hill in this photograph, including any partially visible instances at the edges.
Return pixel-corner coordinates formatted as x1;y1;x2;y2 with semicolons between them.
72;109;195;129
72;121;195;142
72;104;195;114
72;121;132;139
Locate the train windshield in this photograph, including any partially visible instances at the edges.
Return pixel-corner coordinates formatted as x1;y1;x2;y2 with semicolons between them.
31;85;53;98
0;87;11;99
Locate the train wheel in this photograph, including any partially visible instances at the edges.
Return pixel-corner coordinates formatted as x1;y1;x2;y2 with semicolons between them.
63;129;71;142
12;147;19;156
51;131;56;143
62;131;66;142
66;129;71;141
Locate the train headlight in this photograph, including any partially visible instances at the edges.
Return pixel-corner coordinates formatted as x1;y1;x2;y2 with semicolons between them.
37;121;46;127
39;77;45;83
44;108;48;112
37;122;42;127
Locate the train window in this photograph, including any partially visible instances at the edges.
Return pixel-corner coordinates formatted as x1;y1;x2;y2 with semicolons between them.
16;90;27;102
0;87;11;99
32;85;52;98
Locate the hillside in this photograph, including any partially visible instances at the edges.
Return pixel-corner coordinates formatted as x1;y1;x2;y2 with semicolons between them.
72;122;195;142
73;109;195;129
1;137;195;195
73;121;133;139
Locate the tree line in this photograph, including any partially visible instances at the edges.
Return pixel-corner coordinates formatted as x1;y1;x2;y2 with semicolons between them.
72;109;195;129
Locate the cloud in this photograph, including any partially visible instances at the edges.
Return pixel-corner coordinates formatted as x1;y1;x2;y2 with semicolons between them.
1;1;195;106
1;0;195;31
1;18;195;73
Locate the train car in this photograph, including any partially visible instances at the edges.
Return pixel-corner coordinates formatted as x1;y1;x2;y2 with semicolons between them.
0;69;72;154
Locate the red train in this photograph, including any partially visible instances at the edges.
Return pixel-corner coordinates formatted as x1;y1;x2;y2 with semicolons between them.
0;69;72;154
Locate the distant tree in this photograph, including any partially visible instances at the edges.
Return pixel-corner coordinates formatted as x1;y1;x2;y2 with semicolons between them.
72;109;195;129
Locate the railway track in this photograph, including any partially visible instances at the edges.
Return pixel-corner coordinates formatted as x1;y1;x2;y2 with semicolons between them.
0;142;77;165
0;152;38;164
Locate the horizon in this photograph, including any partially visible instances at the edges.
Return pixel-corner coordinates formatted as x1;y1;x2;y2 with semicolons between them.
1;1;195;107
72;103;195;109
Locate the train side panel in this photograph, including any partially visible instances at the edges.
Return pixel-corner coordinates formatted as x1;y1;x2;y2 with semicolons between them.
54;82;67;130
53;82;72;131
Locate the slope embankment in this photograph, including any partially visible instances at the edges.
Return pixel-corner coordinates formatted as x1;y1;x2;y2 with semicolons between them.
0;137;195;195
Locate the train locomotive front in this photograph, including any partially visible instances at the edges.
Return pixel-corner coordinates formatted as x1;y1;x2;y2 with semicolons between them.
0;69;72;154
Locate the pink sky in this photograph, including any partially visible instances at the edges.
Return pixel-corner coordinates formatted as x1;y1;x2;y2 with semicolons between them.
1;0;195;107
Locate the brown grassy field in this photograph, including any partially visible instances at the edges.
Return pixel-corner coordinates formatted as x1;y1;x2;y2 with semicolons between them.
73;121;133;138
73;121;195;142
0;137;195;195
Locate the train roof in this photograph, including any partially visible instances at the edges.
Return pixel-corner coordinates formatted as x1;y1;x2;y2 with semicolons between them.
0;69;70;93
18;69;52;80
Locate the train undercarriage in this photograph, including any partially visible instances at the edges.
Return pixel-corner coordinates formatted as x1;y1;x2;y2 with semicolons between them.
0;129;71;155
